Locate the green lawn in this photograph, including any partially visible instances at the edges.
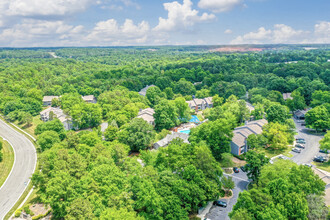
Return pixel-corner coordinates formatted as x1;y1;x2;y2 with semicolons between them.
256;147;293;159
313;162;330;172
13;115;43;138
0;138;15;188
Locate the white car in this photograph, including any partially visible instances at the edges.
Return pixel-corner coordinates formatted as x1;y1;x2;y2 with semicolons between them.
292;148;301;153
302;163;312;168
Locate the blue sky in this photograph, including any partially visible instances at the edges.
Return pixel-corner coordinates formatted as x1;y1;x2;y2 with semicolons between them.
0;0;329;47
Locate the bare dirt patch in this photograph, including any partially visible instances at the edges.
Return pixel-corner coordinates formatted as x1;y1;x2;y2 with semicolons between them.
29;203;50;216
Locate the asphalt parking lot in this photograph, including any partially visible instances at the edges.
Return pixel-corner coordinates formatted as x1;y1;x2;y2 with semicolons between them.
290;118;324;165
205;118;325;220
205;169;249;220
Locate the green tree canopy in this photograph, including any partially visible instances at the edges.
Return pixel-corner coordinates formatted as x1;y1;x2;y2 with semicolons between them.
174;97;191;122
118;118;155;152
154;99;179;131
266;103;290;124
189;118;234;160
37;130;61;151
305;105;330;131
146;86;166;107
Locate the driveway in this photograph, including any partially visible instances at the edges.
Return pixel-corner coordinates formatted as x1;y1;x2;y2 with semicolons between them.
0;119;37;220
205;169;249;220
290;118;324;164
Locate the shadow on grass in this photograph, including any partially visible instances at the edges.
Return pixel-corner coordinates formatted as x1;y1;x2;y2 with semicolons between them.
315;161;330;172
299;128;326;136
21;124;32;129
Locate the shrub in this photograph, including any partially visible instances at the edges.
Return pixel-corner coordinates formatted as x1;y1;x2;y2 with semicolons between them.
23;205;34;216
15;208;22;217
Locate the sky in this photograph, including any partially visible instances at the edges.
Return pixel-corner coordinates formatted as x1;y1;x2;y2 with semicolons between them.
0;0;329;47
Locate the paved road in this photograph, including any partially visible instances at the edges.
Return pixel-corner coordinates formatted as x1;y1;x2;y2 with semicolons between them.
290;118;324;164
205;170;249;220
0;119;37;220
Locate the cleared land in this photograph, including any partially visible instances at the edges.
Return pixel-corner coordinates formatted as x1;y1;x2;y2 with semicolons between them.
13;115;43;138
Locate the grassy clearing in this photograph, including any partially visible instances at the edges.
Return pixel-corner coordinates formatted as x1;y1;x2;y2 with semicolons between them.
13;115;43;138
0;138;14;188
313;162;330;172
256;147;293;159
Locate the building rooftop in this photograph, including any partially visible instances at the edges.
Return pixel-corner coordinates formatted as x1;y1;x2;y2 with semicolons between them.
283;93;293;100
40;107;70;122
154;132;189;149
42;96;59;102
204;97;213;104
232;119;268;147
194;98;205;105
138;85;156;96
186;100;197;107
232;132;246;147
137;108;155;123
82;95;95;101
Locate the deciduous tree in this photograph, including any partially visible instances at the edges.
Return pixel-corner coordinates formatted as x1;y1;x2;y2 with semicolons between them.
118;118;155;152
305;105;330;132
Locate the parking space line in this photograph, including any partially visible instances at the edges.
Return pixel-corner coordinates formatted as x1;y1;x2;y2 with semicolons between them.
223;173;250;182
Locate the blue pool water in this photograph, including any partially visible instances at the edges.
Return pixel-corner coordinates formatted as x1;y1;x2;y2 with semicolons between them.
179;130;191;134
189;115;200;123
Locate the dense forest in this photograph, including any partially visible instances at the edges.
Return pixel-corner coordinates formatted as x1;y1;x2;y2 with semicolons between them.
0;46;329;219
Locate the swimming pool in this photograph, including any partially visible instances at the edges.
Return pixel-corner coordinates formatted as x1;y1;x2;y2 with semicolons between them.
179;129;191;134
189;115;200;123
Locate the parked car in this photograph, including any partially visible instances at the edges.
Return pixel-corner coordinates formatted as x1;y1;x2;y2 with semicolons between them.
314;156;326;163
240;165;249;172
295;144;305;149
292;148;301;153
213;200;227;208
319;149;329;154
302;163;312;168
296;120;304;123
296;139;306;144
233;167;239;173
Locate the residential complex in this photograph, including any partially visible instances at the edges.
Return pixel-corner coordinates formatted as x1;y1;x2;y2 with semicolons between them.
153;132;189;149
137;108;155;126
42;95;96;106
186;97;213;111
40;107;74;130
230;119;268;156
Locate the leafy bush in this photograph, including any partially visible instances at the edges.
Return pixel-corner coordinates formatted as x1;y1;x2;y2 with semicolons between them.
220;153;234;167
14;208;22;217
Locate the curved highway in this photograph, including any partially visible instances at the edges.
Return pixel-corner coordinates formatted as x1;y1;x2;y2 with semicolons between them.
0;119;37;220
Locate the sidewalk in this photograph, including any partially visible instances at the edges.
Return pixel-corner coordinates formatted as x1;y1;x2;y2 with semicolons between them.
312;167;330;205
197;202;213;220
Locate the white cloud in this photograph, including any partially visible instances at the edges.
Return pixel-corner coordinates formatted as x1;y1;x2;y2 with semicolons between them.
198;0;243;13
154;0;215;32
272;24;306;43
224;29;232;34
312;21;330;43
0;19;85;47
86;19;150;45
4;0;91;17
230;24;309;44
97;0;140;10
